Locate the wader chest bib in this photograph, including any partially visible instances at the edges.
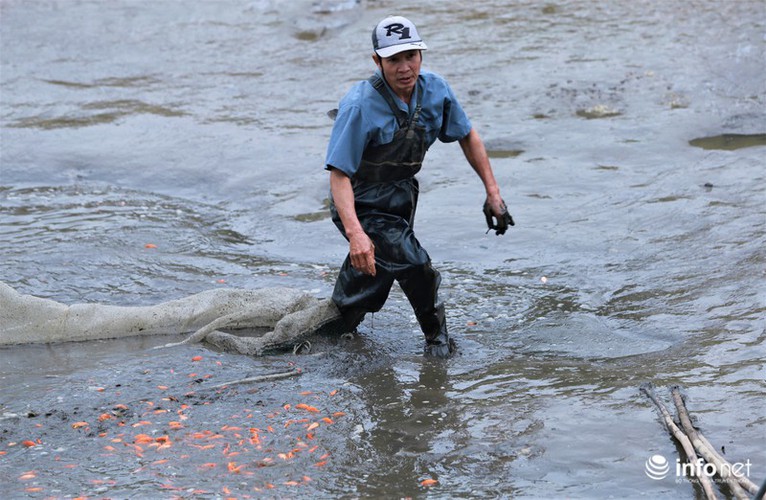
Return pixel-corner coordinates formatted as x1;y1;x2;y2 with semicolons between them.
331;75;448;344
340;75;427;224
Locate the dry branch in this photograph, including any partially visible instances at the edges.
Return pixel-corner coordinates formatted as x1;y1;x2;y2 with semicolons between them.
201;369;302;390
641;385;718;500
670;387;758;497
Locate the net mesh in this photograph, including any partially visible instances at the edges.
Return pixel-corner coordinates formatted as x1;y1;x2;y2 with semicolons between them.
0;282;341;355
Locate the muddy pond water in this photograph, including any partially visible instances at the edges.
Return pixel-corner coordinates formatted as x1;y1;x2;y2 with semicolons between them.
1;0;765;498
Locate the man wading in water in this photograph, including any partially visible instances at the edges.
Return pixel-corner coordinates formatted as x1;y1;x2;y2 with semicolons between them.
326;15;513;358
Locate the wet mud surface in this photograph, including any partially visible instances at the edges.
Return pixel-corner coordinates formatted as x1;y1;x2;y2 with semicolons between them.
2;0;765;498
1;342;352;498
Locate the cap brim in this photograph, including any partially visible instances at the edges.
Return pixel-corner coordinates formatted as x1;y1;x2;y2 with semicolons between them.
375;41;427;58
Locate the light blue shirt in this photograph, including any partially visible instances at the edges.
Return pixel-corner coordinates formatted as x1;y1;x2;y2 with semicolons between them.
325;69;472;178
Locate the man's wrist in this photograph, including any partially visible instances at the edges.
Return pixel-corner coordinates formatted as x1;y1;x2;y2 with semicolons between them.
485;186;501;198
346;227;368;240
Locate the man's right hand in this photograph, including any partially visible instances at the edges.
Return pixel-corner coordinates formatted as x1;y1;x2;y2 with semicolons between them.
329;168;376;276
349;232;376;276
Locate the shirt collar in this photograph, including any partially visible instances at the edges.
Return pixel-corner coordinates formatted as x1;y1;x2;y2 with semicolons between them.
374;69;421;114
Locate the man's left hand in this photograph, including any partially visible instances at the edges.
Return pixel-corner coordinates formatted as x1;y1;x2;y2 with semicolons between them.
483;197;515;235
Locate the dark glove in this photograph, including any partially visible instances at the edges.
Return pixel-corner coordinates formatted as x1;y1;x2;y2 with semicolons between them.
483;200;515;235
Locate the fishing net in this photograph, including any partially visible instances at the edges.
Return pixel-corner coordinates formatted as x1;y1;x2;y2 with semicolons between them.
0;282;341;355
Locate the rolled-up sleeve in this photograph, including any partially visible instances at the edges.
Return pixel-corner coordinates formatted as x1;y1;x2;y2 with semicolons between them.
325;104;369;178
438;83;472;143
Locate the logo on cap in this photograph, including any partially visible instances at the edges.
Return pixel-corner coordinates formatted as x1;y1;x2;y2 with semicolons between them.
384;23;411;40
373;16;427;57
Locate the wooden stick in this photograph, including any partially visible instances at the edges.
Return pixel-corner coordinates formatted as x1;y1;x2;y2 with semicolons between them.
697;431;759;495
202;369;301;390
670;387;758;497
641;385;718;500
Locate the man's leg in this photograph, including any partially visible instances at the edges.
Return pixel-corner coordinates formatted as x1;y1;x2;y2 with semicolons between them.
331;254;395;332
398;259;456;358
387;228;456;358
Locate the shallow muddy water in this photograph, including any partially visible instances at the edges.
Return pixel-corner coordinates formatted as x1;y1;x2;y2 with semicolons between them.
1;0;765;498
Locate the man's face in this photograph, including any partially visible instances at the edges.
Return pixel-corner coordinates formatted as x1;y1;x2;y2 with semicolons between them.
376;50;422;100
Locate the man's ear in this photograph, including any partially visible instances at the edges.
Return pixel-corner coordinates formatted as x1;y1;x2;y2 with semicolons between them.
372;54;382;68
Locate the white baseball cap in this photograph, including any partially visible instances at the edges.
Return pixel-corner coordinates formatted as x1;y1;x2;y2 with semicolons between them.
372;16;428;58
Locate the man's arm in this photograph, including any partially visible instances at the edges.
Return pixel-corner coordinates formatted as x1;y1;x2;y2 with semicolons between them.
329;168;377;276
459;128;507;217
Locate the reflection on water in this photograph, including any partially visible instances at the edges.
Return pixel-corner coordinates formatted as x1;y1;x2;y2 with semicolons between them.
2;0;765;497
